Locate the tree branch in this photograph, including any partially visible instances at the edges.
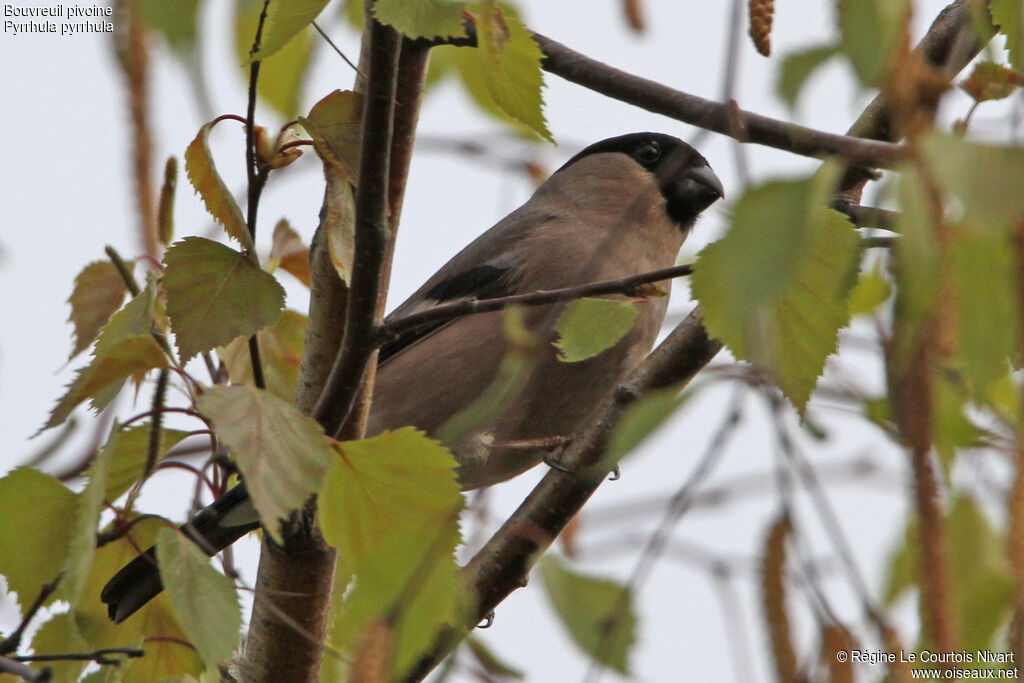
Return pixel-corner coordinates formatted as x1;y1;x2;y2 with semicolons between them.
313;19;401;440
378;263;693;343
533;32;906;168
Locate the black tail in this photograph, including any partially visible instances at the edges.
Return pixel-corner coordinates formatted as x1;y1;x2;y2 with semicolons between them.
100;483;260;623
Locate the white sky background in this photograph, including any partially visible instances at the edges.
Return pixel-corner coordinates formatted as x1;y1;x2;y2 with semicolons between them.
0;0;1007;681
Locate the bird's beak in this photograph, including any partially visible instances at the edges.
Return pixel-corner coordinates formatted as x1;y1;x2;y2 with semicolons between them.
680;164;724;208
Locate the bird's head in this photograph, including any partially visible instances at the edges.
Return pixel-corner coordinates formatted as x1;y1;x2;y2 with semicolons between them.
558;132;723;229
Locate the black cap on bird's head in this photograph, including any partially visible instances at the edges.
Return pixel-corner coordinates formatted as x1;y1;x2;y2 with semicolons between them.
558;132;724;227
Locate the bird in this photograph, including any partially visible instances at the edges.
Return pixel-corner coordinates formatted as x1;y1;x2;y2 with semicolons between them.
100;132;723;623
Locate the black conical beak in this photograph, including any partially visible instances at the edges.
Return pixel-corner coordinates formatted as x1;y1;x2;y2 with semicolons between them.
665;164;724;226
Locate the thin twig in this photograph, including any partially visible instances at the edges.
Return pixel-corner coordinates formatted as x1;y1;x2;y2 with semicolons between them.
242;0;272;391
378;264;693;343
312;20;365;78
0;575;63;655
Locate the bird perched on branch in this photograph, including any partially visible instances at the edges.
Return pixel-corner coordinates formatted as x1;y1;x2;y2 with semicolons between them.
101;132;723;623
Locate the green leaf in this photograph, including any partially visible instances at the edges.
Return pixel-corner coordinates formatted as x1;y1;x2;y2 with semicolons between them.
72;518;203;681
0;469;75;610
604;386;688;465
932;373;988;472
464;636;525;679
321;428;466;676
374;0;468;38
184;121;252;250
950;229;1019;393
250;0;330;61
300;90;364;184
156;527;242;669
539;555;636;674
62;431;115;606
837;0;910;87
162;237;285;361
776;44;840;109
321;428;462;567
848;262;892;316
30;613;89;683
891;166;942;364
469;1;551;141
218;309;307;401
691;171;861;411
44;336;168;431
99;424;193;502
554;298;639;363
67;260;130;359
884;496;1014;652
235;0;315;116
991;0;1024;71
197;385;333;542
919;133;1024;229
136;0;201;53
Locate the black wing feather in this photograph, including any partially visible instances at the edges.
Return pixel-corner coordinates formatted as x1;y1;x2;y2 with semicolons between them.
379;264;516;363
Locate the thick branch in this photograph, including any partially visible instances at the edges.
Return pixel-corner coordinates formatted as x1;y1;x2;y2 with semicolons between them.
379;264;692;342
533;33;906;168
314;20;401;440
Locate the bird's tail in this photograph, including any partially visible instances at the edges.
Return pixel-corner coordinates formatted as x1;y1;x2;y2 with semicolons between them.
100;483;260;623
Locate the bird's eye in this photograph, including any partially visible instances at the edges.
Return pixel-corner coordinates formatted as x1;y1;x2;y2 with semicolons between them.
634;141;661;164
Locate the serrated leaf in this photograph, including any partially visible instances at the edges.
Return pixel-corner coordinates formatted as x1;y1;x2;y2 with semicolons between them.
30;613;89;683
321;428;465;676
300;89;364;184
162;237;285;361
67;260;130;359
776;44;840;109
44;336;168;431
470;1;551;141
837;0;910;87
196;385;333;542
848;262;892;316
99;424;193;503
267;219;311;287
94;277;159;355
991;0;1023;71
235;0;315;116
250;0;329;61
321;428;462;566
218;309;307;400
136;0;200;53
554;298;639;363
0;469;75;609
184;122;252;250
156;528;242;668
604;385;688;465
539;555;636;674
961;61;1019;102
691;171;861;411
374;0;468;39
